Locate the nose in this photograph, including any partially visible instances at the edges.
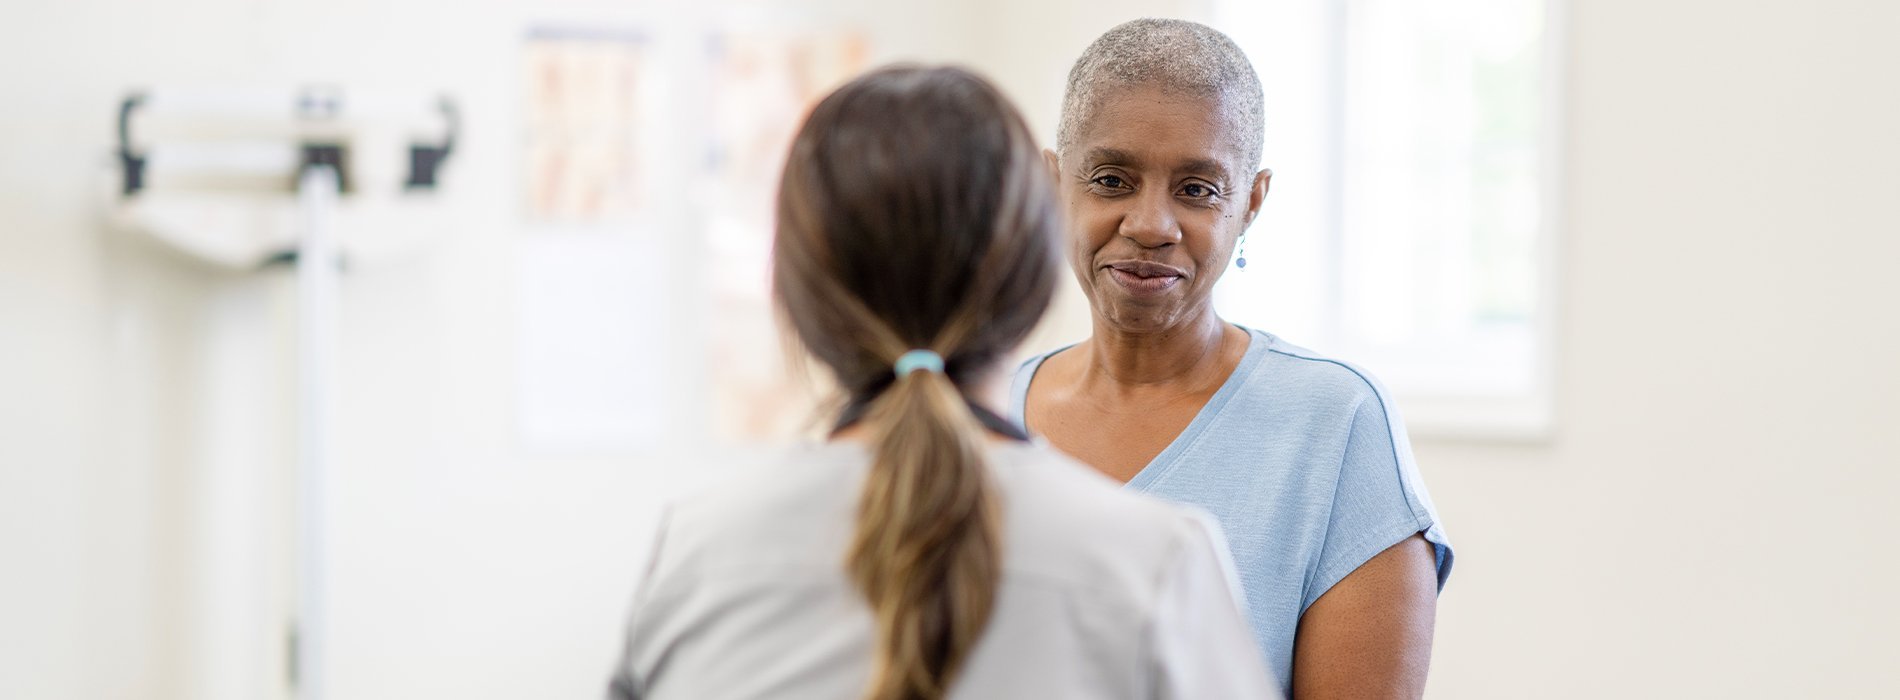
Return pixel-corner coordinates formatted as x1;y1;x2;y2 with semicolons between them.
1118;187;1181;248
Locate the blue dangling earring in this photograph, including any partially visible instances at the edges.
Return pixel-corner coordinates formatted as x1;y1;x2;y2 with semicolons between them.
1235;235;1248;270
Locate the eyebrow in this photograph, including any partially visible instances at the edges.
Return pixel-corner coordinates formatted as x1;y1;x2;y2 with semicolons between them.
1081;147;1139;168
1080;148;1234;184
1177;158;1233;183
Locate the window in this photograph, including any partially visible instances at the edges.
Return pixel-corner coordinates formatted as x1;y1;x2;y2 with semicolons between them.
1215;0;1561;438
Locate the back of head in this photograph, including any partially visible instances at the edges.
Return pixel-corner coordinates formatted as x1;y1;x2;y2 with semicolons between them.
1057;18;1266;170
772;65;1060;700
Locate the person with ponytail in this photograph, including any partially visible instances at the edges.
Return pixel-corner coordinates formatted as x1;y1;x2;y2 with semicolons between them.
607;65;1278;700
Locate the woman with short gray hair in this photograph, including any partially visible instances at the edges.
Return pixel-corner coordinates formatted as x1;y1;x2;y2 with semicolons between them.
1013;18;1454;699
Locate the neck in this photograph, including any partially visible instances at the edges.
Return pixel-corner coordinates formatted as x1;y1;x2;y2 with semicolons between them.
1083;308;1233;388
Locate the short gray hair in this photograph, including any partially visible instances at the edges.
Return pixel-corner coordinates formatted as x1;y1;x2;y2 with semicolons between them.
1056;18;1265;172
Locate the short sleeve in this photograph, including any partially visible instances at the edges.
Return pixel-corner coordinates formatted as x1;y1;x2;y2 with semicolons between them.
1148;511;1285;699
1303;383;1454;612
606;505;674;700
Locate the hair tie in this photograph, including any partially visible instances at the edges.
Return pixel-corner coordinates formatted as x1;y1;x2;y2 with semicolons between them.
893;349;945;376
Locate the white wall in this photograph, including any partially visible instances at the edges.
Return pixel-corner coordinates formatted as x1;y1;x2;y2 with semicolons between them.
3;1;1896;699
1417;1;1900;696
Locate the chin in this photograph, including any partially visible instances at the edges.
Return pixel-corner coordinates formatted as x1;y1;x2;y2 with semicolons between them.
1097;301;1187;333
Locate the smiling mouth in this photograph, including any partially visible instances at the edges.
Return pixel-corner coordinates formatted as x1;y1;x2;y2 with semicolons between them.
1103;261;1185;295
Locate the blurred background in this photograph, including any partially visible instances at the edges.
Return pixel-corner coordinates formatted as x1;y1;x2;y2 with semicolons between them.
2;0;1896;698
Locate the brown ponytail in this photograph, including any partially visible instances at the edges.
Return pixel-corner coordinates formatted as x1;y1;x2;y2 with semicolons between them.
771;66;1060;700
850;365;998;699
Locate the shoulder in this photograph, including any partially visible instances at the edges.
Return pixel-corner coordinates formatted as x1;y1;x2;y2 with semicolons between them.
1246;330;1393;413
1226;329;1418;475
648;444;866;576
1216;330;1408;455
1234;335;1453;600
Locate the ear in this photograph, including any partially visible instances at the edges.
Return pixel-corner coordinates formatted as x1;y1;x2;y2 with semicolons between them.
1243;168;1272;227
1042;148;1061;183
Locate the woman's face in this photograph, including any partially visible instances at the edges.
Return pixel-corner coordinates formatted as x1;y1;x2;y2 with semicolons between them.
1055;86;1267;335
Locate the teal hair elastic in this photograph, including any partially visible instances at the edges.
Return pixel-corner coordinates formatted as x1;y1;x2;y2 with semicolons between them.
893;349;945;376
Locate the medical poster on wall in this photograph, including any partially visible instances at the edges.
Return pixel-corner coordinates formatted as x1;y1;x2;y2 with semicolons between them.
516;27;667;453
521;28;654;223
704;31;867;440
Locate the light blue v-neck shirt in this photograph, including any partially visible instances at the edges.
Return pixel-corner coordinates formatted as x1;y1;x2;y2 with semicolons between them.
1009;326;1453;690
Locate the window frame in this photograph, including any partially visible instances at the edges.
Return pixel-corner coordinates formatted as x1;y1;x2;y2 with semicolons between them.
1214;0;1566;441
